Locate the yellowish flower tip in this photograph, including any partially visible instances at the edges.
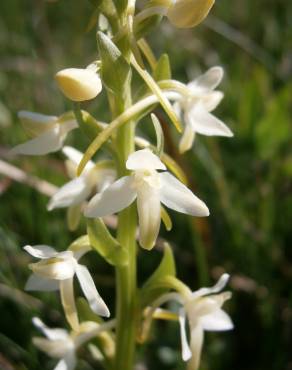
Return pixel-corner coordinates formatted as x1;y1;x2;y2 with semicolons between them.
55;68;102;102
167;0;215;28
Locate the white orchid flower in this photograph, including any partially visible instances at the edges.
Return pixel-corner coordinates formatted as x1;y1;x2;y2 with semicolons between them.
32;317;114;370
11;111;77;155
85;149;209;250
174;66;233;153
152;274;233;370
24;244;110;330
48;146;116;213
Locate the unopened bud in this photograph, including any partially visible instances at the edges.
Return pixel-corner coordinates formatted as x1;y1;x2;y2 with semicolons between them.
167;0;215;28
55;68;102;102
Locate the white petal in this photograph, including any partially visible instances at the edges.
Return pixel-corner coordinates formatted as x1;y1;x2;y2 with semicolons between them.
202;91;224;112
60;278;79;331
178;309;192;361
62;146;94;172
47;177;92;211
54;353;76;370
84;176;136;217
189;66;223;93
137;186;161;250
30;254;76;280
32;317;69;341
11;127;64;155
97;169;116;192
24;245;58;259
186;104;233;137
126;149;166;171
59;120;78;136
18;111;58;137
200;308;234;331
25;274;59;291
188;325;204;370
191;274;230;299
75;264;110;317
33;337;72;358
159;172;209;216
179;123;196;154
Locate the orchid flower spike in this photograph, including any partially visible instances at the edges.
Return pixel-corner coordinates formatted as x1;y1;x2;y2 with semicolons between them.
85;149;209;250
55;67;102;102
24;244;110;330
11;111;77;155
174;66;233;153
180;274;233;369
32;318;113;370
48;146;116;212
154;274;233;370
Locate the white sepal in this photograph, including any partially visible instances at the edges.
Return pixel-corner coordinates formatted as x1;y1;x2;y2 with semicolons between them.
54;353;76;370
25;274;59;291
11;127;64;155
24;245;58;259
200;308;234;331
186;104;233;137
188;66;224;93
159;172;209;216
18;111;57;137
85;176;136;217
48;177;92;211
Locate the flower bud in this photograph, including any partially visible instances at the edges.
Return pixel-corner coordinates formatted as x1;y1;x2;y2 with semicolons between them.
167;0;215;28
55;68;102;102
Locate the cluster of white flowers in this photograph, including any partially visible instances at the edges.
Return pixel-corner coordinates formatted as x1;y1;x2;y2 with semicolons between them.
12;0;235;369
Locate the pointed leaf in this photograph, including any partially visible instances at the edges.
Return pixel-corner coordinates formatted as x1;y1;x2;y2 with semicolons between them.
97;31;131;94
87;219;128;266
140;243;176;306
153;54;171;81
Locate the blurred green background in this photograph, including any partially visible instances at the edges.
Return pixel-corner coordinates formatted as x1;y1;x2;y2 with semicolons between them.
0;1;291;369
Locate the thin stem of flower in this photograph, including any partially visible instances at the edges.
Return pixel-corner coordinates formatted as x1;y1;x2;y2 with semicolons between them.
110;75;137;370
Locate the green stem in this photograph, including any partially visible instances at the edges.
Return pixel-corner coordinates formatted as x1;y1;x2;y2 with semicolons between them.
110;86;137;369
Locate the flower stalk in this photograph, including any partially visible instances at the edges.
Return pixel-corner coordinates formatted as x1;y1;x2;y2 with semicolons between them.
110;81;138;370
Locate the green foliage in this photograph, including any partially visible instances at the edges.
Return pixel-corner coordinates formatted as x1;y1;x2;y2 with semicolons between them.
87;218;128;266
97;31;132;95
140;243;176;307
153;54;172;81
